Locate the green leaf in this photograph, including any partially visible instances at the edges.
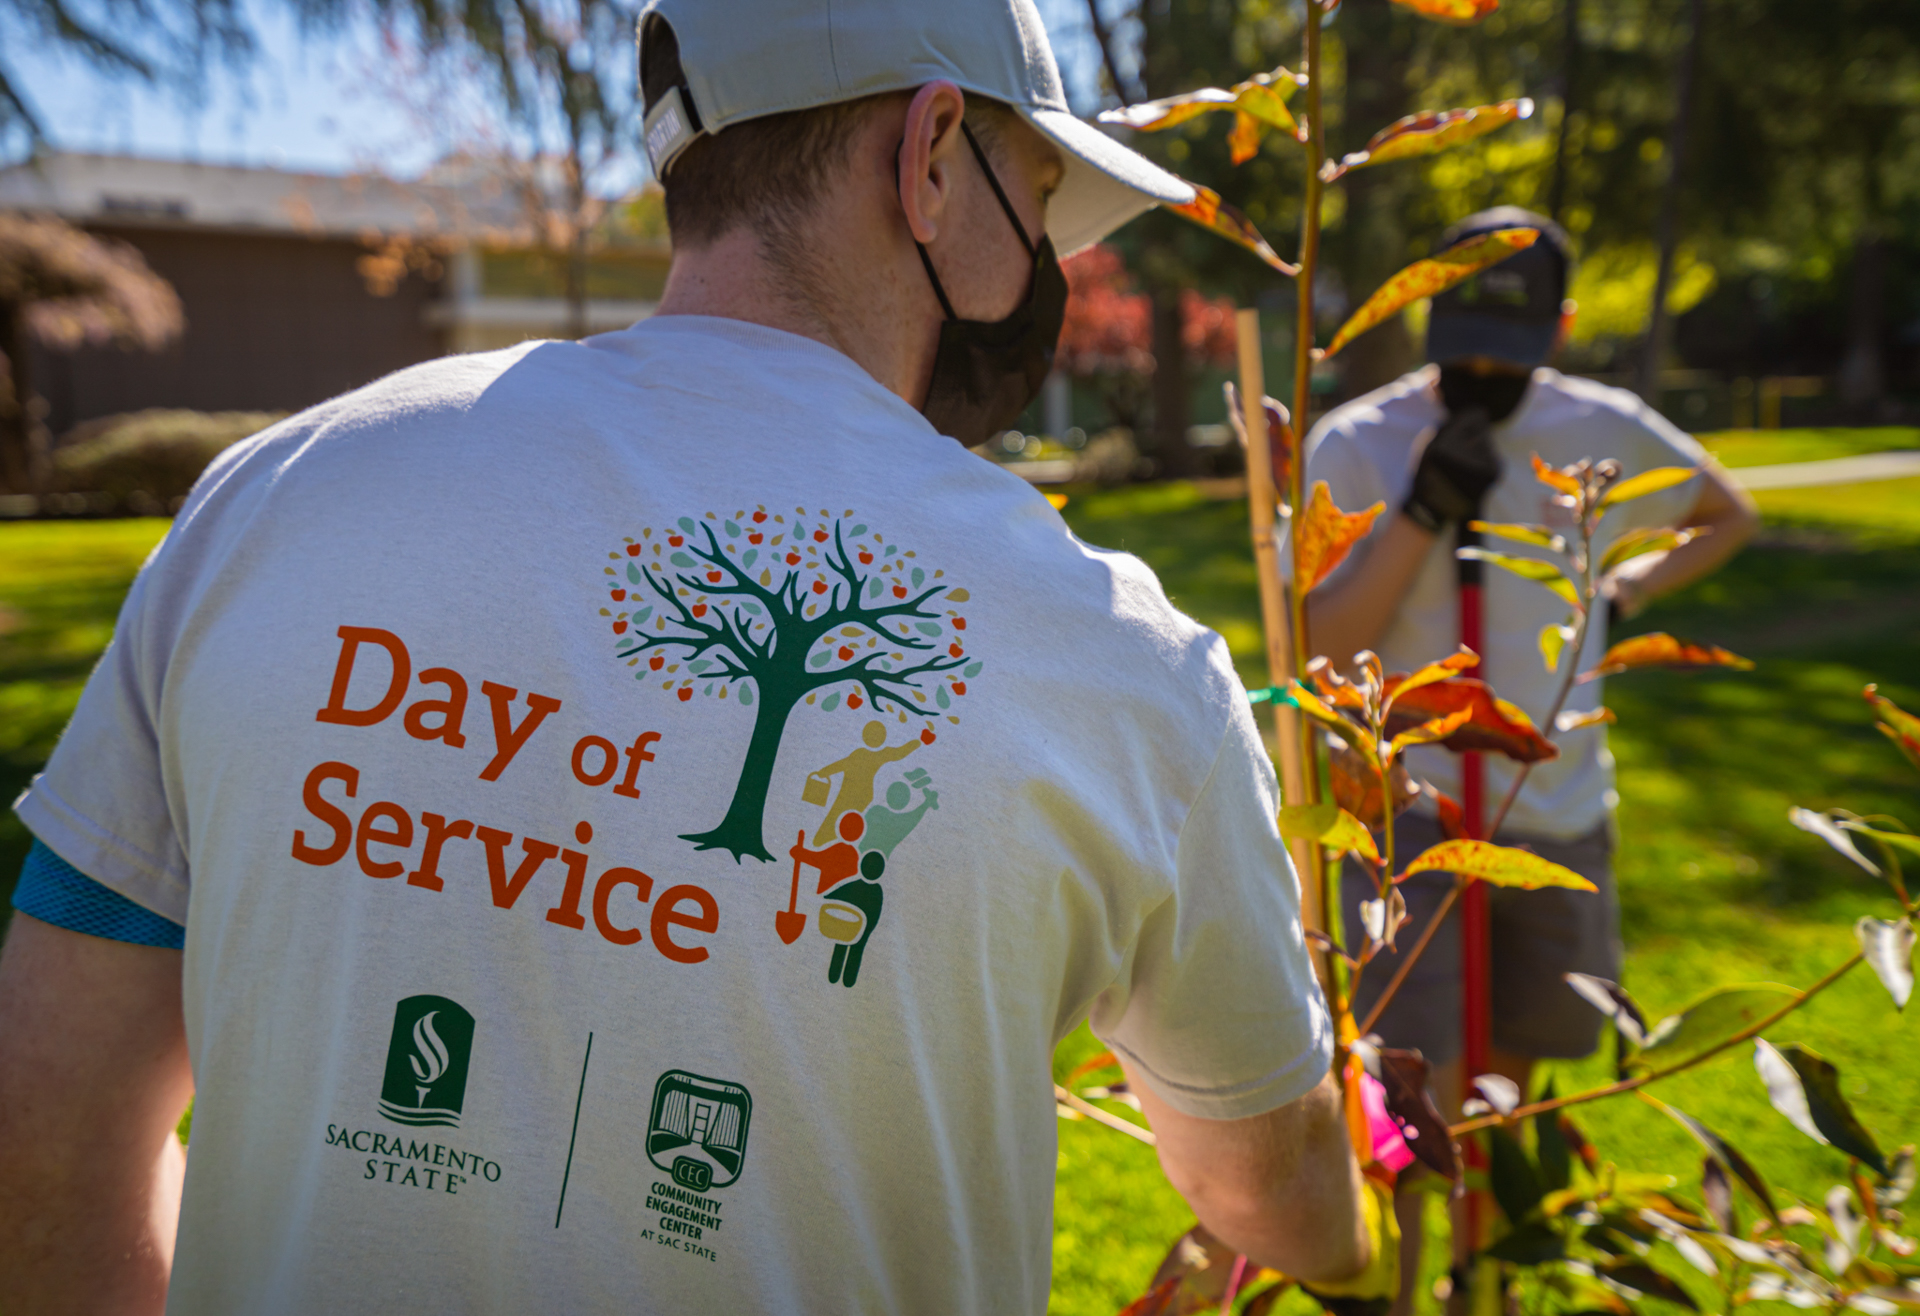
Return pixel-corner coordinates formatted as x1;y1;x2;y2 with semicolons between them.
964;661;982;677
1401;839;1597;890
738;683;753;706
1490;1126;1548;1223
820;693;840;711
633;606;652;623
1790;807;1881;876
851;524;867;536
1455;547;1580;606
1841;820;1920;861
626;563;641;583
1644;1096;1780;1226
1279;802;1381;862
724;520;740;536
1599;466;1697;508
669;552;696;568
911;567;925;588
935;685;951;710
1633;985;1799;1071
1599;1261;1700;1310
1600;526;1698;573
1539;620;1574;674
1752;1040;1890;1177
743;549;758;568
1535;1081;1572;1191
915;623;942;637
1855;917;1915;1010
677;517;697;534
1469;520;1566;552
1485;1221;1567;1264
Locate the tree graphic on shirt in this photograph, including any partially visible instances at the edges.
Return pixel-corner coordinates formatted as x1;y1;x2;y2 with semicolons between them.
599;507;978;862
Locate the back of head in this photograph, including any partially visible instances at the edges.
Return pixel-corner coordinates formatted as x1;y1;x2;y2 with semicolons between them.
1426;206;1574;369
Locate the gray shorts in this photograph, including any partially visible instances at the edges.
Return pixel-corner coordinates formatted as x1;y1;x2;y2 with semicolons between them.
1341;810;1620;1067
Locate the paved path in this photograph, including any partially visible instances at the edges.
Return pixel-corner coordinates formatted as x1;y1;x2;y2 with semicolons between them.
1729;450;1920;490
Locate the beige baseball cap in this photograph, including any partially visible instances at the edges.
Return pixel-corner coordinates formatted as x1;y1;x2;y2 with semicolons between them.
638;0;1194;256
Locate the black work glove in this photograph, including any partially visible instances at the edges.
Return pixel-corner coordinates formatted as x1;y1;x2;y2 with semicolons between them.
1402;403;1501;534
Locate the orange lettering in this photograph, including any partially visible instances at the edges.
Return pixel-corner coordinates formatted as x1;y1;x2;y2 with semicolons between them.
356;802;413;879
404;668;470;747
613;732;661;800
316;627;411;727
651;885;718;964
571;735;617;787
291;761;359;865
546;846;590;930
478;681;562;782
593;866;654;946
408;813;473;891
475;827;559;909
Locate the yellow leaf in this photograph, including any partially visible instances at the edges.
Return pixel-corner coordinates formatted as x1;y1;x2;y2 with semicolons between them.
1600;465;1698;508
1391;0;1499;22
1579;633;1754;682
1323;98;1533;182
1098;66;1301;145
1383;648;1480;708
1599;525;1700;572
1401;839;1597;890
1228;110;1263;165
1280;801;1381;863
1456;547;1580;606
1324;228;1538;358
1295;481;1386;595
1538;620;1574;673
1166;183;1299;275
1388;706;1472;756
1555;707;1616;732
1469;520;1565;552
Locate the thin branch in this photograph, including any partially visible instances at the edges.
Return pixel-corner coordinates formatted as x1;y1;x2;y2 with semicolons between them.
1449;951;1865;1136
1055;1083;1157;1146
1358;877;1464;1037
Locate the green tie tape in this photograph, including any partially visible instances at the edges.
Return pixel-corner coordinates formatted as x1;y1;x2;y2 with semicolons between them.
1246;685;1302;708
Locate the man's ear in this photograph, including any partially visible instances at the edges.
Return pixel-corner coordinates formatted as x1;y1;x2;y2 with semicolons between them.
899;81;968;246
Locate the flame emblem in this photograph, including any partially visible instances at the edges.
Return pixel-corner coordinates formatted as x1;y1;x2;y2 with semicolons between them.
409;1011;450;1086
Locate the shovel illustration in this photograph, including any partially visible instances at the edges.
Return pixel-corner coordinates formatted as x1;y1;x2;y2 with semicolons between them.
775;829;807;944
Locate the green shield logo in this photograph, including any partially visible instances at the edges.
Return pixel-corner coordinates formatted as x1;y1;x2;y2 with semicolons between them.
646;1070;752;1191
378;995;474;1129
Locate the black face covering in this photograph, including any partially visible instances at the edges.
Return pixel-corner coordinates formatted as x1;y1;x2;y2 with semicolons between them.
914;123;1068;447
1437;364;1533;424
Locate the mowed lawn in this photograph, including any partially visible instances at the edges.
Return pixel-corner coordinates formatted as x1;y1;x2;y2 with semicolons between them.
1;429;1916;1315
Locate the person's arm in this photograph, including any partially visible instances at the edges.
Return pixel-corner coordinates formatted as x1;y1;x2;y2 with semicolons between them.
1302;513;1438;669
1124;1061;1369;1282
0;913;193;1313
1605;460;1758;618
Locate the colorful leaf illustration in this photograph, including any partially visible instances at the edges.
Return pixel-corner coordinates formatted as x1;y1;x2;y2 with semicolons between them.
1323;227;1538;358
1166;184;1299;274
1323;98;1533;182
1383;677;1558;763
1099;66;1304;164
1456;546;1580;606
1866;684;1920;771
1392;0;1499;22
1578;633;1754;682
1294;480;1385;595
1400;838;1597;890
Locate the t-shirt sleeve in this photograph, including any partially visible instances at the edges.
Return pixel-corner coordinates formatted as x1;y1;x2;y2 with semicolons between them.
1089;695;1334;1121
10;560;189;925
1608;395;1712;534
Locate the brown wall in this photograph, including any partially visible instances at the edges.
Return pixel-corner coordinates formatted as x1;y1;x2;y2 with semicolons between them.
32;225;447;434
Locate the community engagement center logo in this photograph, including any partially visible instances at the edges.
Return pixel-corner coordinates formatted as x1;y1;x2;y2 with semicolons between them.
646;1070;752;1193
379;995;475;1129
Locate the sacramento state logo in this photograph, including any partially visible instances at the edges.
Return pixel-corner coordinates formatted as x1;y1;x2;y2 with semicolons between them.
646;1071;751;1192
378;995;474;1129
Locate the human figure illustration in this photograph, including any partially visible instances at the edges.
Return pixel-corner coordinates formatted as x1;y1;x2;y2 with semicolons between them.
789;811;865;895
825;850;886;988
860;770;938;860
808;721;920;845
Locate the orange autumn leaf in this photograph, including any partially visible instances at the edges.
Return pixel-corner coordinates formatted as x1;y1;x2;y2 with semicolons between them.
1577;633;1755;683
1391;0;1499;23
1323;98;1533;182
1100;67;1303;165
1295;480;1385;594
1062;1050;1121;1090
1331;739;1419;831
1382;677;1558;763
1866;684;1920;772
1166;184;1299;274
1531;453;1583;497
1322;228;1538;358
1401;839;1596;891
1118;1225;1280;1316
1423;784;1472;841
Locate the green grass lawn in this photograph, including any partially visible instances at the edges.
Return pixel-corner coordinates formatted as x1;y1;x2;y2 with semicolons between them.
1;435;1916;1315
1701;425;1920;469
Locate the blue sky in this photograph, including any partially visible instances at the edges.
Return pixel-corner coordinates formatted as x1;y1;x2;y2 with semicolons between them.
10;0;1129;182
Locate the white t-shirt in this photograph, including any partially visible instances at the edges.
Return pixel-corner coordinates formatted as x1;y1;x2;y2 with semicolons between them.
1294;365;1708;838
14;316;1330;1315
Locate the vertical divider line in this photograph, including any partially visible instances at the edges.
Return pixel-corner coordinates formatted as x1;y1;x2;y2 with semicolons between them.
555;1031;594;1228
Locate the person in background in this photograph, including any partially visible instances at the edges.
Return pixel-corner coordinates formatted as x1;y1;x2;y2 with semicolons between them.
1299;206;1759;1315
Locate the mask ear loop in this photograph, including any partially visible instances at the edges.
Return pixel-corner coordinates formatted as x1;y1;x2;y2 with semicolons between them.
903;119;1040;322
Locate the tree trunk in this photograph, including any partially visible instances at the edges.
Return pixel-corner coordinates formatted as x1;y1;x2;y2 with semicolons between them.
1838;231;1887;414
679;687;796;864
1547;0;1580;223
1083;0;1140;106
0;303;41;497
1149;287;1195;478
1635;0;1705;404
564;153;590;341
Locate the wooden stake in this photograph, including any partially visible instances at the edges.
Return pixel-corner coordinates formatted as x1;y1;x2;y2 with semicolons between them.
1236;308;1329;986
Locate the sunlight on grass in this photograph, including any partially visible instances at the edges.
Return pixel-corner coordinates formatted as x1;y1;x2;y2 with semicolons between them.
1699;425;1919;468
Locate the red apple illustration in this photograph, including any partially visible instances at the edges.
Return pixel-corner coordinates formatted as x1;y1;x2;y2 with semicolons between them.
677;687;692;702
625;544;641;556
612;620;627;634
813;529;829;543
920;728;936;745
693;603;708;617
610;589;626;601
892;585;907;598
752;511;766;523
838;646;854;660
650;655;664;670
812;580;828;594
953;617;966;630
847;693;863;710
707;570;723;583
952;681;966;696
786;552;801;565
749;533;763;544
858;550;872;564
949;643;963;657
669;535;683;547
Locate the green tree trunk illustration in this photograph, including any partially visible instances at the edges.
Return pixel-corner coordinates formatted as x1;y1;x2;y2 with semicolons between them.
679;676;802;863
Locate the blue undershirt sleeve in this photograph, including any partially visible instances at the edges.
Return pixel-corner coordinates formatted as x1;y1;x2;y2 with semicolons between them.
11;838;186;949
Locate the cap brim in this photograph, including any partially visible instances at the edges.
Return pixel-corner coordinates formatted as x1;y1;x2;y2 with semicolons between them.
1020;107;1195;257
1425;312;1558;368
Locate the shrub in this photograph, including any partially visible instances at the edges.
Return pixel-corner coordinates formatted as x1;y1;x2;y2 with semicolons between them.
53;410;285;510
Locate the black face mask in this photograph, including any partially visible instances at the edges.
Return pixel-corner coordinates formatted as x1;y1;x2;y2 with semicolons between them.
1437;364;1533;424
914;123;1068;448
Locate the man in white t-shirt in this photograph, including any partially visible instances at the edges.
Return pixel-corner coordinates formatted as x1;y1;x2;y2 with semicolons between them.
1301;207;1756;1310
0;1;1373;1311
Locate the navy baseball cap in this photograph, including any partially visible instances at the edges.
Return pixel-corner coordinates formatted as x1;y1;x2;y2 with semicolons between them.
1425;206;1573;367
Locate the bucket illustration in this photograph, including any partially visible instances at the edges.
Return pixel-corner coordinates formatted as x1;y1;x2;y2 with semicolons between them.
818;901;865;943
801;772;831;807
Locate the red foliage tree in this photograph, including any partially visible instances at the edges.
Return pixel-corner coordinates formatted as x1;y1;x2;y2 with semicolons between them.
1057;245;1238;432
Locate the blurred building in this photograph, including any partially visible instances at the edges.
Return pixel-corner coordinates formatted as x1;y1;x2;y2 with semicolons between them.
0;152;671;434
